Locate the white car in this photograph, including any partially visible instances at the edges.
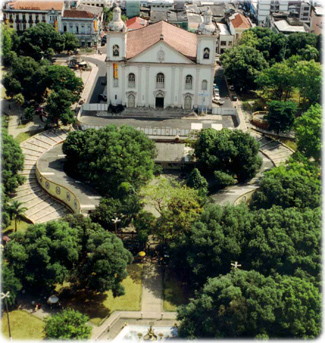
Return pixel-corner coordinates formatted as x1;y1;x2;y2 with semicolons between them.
229;85;235;91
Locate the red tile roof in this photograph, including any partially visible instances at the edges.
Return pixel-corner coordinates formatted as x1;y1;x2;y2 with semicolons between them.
8;1;64;11
63;10;95;18
126;21;197;61
126;17;148;30
230;13;252;29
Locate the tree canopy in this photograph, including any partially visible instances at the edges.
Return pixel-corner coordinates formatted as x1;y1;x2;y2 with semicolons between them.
1;129;25;194
45;309;92;340
4;218;132;293
295;104;322;161
251;158;321;210
63;126;157;196
266;100;297;133
194;128;262;183
221;45;268;90
177;270;321;339
1;263;22;307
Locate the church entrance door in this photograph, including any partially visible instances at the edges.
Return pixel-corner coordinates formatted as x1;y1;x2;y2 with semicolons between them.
155;97;164;108
128;94;135;108
184;95;192;110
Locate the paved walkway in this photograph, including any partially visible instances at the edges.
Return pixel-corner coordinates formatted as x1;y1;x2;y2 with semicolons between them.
37;143;101;212
14;129;72;224
91;264;176;341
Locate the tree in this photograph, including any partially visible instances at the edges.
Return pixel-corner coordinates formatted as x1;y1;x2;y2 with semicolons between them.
1;264;22;307
133;211;156;248
287;32;318;57
62;32;80;53
44;309;92;340
1;23;18;66
294;60;321;106
170;204;252;287
194;129;262;183
300;44;319;61
13;93;24;108
9;200;27;232
63;126;157;196
295;104;322;161
45;89;76;125
255;62;295;100
45;65;83;103
251;159;321;210
17;23;64;61
246;206;321;285
4;218;132;293
177;270;321;339
82;229;133;294
90;195;142;231
186;168;208;195
1;186;11;229
213;171;236;189
266;100;297;133
23;106;35;122
1;129;25;194
221;45;268;90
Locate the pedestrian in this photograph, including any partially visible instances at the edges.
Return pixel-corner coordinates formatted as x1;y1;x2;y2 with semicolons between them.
34;304;38;312
37;302;41;310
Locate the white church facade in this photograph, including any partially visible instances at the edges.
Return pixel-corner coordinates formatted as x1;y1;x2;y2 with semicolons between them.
105;5;217;111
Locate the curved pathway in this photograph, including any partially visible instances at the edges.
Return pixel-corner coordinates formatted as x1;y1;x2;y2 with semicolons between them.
14;129;72;224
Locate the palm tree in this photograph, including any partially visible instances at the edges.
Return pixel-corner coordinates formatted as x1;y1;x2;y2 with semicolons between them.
9;200;27;232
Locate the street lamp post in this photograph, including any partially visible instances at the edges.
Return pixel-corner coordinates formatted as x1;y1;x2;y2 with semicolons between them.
1;292;12;341
112;217;121;237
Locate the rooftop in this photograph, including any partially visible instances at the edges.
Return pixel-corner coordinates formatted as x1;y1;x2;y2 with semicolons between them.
77;4;104;15
7;0;64;11
217;22;231;35
155;143;193;163
126;16;148;30
126;20;197;61
63;9;94;18
229;13;252;29
314;6;325;16
274;19;308;33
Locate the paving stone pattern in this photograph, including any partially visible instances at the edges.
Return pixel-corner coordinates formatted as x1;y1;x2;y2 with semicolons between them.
14;129;72;224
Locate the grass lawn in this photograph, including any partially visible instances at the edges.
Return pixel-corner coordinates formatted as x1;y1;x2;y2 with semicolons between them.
1;310;45;340
58;264;143;326
163;271;191;312
279;138;297;151
2;218;32;235
14;129;44;144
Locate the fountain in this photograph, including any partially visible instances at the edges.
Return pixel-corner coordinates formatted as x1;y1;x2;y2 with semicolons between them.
112;323;178;342
143;323;158;341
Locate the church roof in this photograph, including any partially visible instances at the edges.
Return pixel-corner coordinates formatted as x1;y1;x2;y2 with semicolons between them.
63;10;95;18
126;20;197;61
126;17;148;30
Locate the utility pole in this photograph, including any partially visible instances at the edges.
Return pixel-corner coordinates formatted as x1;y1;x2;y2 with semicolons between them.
1;292;12;341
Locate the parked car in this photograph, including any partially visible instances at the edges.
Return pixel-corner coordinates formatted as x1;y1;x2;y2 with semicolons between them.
216;100;225;105
98;94;107;101
214;89;219;96
232;95;238;101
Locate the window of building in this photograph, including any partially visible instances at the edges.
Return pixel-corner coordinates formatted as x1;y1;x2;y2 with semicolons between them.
228;41;232;46
113;78;119;87
203;47;210;59
236;34;239;39
76;25;79;33
128;73;135;88
88;24;91;33
202;80;208;90
304;7;310;11
113;45;119;56
185;75;193;90
81;24;85;34
221;41;226;46
303;12;309;16
64;25;67;32
42;15;46;21
156;73;165;88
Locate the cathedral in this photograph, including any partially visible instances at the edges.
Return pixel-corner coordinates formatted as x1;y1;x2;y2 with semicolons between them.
106;5;217;111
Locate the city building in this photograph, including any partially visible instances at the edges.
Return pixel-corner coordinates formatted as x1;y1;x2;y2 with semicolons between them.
106;5;216;112
227;12;253;41
288;1;311;23
3;0;103;47
126;16;148;30
80;0;110;7
266;11;309;33
126;0;140;18
256;0;289;24
216;22;233;54
310;5;324;35
3;0;65;31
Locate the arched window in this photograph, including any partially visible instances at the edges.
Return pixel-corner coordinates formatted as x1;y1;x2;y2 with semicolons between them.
203;47;210;59
202;80;208;90
185;75;193;90
128;73;135;88
156;73;165;88
113;44;119;57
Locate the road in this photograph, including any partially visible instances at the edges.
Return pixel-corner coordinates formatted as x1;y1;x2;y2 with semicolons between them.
214;66;233;108
82;56;107;103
